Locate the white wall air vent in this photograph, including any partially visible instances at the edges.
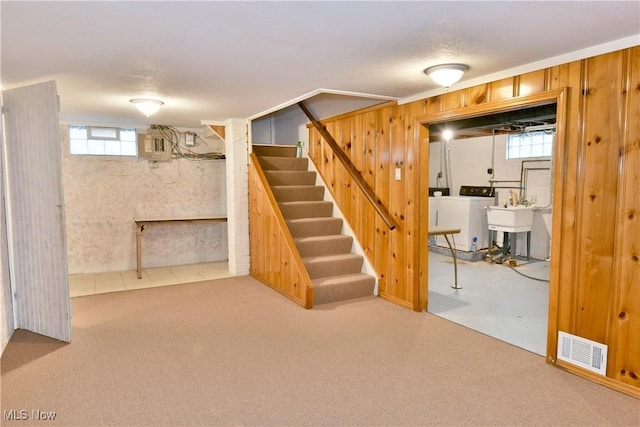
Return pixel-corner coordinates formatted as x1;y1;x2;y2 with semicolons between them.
557;331;608;376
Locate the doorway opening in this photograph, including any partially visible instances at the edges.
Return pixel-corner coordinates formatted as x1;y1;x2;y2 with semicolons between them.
419;90;567;357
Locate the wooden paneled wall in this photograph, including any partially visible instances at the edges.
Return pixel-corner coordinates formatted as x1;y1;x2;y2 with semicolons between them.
308;103;424;310
307;46;639;396
248;153;314;308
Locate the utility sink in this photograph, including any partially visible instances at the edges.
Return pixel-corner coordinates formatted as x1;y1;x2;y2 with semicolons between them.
487;206;534;233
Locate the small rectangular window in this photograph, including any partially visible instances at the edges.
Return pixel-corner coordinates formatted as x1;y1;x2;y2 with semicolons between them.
88;126;119;140
506;130;554;159
69;125;137;157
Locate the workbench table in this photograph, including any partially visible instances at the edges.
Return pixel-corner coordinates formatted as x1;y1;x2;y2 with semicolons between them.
134;216;227;279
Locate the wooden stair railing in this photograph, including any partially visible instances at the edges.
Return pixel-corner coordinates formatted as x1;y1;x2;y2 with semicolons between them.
297;101;398;230
248;151;314;308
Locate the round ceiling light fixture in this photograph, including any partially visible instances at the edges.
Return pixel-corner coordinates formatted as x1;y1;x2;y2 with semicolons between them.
130;98;164;117
424;64;469;88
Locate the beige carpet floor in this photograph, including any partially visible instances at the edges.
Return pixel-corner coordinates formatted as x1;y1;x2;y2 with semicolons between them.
1;275;638;426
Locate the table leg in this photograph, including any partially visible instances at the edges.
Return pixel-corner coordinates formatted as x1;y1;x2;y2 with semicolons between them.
502;232;510;258
136;224;144;279
511;232;517;259
443;234;460;289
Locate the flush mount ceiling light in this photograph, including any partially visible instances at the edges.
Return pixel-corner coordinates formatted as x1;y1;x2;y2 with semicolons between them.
424;64;469;88
130;98;164;117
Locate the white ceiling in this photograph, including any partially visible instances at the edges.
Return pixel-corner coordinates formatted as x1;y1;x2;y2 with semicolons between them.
1;1;639;129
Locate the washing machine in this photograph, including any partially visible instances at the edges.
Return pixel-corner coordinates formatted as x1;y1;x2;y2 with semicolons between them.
433;186;495;252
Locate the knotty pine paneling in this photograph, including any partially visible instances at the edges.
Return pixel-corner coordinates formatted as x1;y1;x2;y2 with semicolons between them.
404;100;425;309
548;63;571;89
610;47;640;388
323;121;337;195
519;69;548;96
465;83;490;107
417;104;431;312
572;51;624;343
375;107;392;297
339;118;353;219
426;95;444;115
301;45;639;396
547;59;583;359
352;114;364;173
351;115;364;243
442;90;464;111
362;110;378;262
309;125;322;163
249;157;312;308
388;105;407;300
331;120;344;208
489;77;516;101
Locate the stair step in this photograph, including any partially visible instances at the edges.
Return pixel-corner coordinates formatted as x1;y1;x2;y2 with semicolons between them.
303;253;364;279
264;170;316;186
279;201;333;219
255;150;374;308
294;235;353;257
272;185;324;202
253;145;296;157
258;156;308;171
313;273;376;305
287;217;342;237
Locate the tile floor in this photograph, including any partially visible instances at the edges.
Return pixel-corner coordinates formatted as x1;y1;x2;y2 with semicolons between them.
428;251;550;356
69;261;233;298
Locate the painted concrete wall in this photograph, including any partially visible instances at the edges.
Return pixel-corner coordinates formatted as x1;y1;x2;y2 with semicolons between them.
60;126;228;274
224;119;250;276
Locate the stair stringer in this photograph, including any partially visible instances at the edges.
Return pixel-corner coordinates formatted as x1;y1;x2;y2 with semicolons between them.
248;152;314;308
306;157;379;295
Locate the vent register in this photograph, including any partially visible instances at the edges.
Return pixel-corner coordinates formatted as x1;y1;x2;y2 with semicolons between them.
557;331;608;376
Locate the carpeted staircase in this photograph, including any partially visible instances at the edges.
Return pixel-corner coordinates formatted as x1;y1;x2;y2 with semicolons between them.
254;145;376;305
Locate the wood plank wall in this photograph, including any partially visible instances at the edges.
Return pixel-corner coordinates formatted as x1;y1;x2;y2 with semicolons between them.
248;154;314;308
306;46;639;396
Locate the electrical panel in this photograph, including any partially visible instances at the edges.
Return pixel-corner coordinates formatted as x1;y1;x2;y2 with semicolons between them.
185;132;195;146
138;130;171;161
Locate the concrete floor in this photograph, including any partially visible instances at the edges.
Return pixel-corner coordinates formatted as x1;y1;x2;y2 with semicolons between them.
427;250;550;356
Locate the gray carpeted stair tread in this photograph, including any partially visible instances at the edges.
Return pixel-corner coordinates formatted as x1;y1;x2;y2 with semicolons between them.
312;273;376;305
279;201;333;219
255;148;375;307
271;185;324;202
303;253;364;278
258;156;308;171
264;170;317;186
253;145;296;157
294;234;353;257
287;217;343;237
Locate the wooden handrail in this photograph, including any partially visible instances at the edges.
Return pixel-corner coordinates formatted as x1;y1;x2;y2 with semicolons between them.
298;101;398;230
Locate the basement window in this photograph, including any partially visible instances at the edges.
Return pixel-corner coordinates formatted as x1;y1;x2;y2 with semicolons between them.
69;126;137;156
506;130;554;159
